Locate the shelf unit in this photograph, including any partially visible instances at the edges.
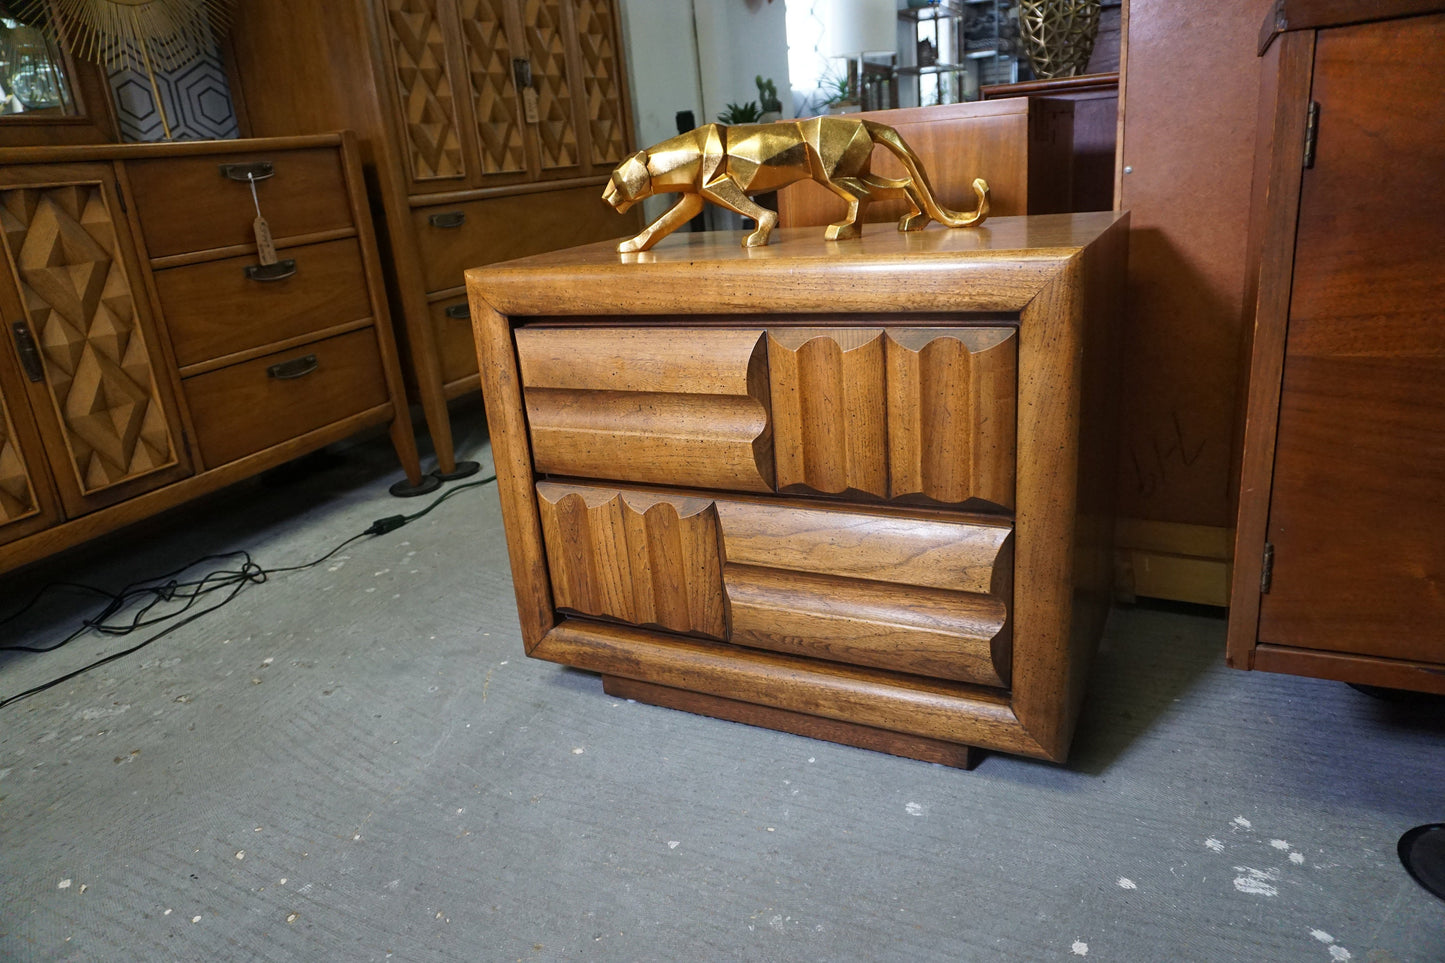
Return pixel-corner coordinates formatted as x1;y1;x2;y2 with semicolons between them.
897;0;1021;106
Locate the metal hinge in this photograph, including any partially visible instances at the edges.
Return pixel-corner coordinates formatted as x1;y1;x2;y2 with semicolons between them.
1303;102;1320;169
1260;542;1275;594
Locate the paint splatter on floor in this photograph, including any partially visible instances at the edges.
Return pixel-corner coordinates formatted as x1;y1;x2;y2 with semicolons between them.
1071;940;1089;956
1233;866;1280;897
1205;838;1225;853
1118;877;1137;890
1232;816;1253;830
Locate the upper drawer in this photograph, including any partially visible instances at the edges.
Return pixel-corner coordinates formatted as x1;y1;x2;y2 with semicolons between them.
155;237;373;368
127;148;353;259
412;184;631;293
515;325;1017;509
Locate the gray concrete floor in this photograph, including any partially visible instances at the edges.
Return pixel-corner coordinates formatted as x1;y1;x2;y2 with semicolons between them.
1;405;1442;962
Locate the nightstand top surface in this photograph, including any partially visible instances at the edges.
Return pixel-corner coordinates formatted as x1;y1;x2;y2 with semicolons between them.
467;211;1129;317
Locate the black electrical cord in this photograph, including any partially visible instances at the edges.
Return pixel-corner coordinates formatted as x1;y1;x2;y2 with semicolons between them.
0;473;496;711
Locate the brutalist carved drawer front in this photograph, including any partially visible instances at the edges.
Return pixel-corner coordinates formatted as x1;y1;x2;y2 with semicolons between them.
469;216;1128;766
515;324;1016;510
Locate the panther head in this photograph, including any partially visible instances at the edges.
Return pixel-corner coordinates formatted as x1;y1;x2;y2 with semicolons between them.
603;151;651;213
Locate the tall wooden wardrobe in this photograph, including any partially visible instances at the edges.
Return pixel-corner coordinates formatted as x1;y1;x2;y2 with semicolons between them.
226;0;640;478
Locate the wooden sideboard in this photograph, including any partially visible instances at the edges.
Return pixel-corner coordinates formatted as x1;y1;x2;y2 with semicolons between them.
467;213;1128;766
1228;3;1445;694
226;0;642;481
0;134;425;575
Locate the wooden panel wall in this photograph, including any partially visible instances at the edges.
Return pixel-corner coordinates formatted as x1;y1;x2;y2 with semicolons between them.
1112;0;1266;605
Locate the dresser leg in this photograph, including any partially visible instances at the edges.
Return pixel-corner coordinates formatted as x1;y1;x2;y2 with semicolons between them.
601;676;982;770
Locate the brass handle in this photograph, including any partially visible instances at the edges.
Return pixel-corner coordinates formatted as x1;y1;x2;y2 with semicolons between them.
512;58;533;88
266;354;318;380
220;162;275;182
244;258;297;282
444;303;470;320
10;320;43;382
428;210;466;229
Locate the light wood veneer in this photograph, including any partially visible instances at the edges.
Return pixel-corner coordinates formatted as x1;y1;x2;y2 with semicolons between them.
469;214;1128;765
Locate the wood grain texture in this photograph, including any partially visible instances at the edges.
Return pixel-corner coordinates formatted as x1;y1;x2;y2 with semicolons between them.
458;0;528;177
775;100;1073;227
182;329;389;470
537;484;727;639
1242;13;1445;674
0;136;422;572
536;618;1040;756
469;298;556;647
517;327;774;492
470;214;1128;762
154;237;372;367
467;213;1118;318
0;174;183;514
0;375;44;531
768;328;886;498
601;676;981;768
383;0;467;183
1114;0;1264;539
126;148;354;260
726;564;1009;687
886;328;1016;507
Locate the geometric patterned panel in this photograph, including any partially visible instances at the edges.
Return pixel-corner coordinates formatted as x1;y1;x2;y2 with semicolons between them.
0;185;176;496
573;0;628;165
108;40;241;142
525;0;580;170
386;0;467;181
0;390;39;525
459;0;527;175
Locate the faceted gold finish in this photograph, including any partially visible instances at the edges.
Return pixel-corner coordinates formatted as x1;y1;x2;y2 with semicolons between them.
602;116;989;253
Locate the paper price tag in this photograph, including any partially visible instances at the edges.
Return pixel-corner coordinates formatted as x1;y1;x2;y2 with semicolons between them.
253;215;278;266
522;87;540;124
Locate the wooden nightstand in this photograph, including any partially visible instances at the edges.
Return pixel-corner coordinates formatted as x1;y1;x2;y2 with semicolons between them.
468;213;1128;766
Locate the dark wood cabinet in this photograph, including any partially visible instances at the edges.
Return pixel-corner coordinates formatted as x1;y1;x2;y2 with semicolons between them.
1228;3;1445;694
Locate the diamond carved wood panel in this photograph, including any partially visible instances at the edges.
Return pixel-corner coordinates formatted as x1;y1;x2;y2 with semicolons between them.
525;0;579;170
0;184;177;497
459;0;527;175
0;392;39;525
574;0;627;165
386;0;466;181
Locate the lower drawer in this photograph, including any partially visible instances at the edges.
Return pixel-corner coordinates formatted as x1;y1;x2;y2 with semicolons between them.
535;481;1014;688
183;329;389;467
428;297;480;389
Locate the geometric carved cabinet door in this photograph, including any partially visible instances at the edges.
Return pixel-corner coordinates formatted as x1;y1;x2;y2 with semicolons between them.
0;167;185;517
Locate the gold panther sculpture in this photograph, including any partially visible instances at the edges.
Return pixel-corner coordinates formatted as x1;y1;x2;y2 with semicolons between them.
602;115;990;253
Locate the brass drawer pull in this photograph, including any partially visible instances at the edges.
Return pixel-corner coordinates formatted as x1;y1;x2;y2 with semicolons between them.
10;320;43;382
220;162;275;182
428;210;466;229
444;303;471;320
244;258;297;282
266;354;318;380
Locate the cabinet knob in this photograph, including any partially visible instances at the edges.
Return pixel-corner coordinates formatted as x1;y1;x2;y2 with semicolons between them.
244;258;297;282
10;320;43;382
266;354;319;381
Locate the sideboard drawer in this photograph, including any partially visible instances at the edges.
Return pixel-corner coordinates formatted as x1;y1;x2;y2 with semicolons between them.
156;238;372;367
535;481;1013;688
183;329;389;467
128;148;354;258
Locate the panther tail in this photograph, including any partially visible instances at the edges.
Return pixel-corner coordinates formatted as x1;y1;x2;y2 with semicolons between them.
863;120;990;228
